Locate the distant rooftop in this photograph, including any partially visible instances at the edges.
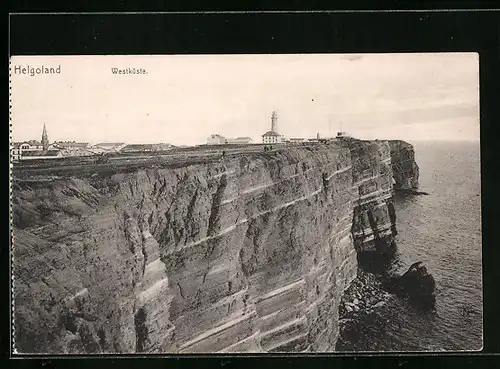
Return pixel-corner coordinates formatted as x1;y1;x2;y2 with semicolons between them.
94;142;126;147
16;140;43;146
54;141;89;148
123;144;154;149
262;131;281;137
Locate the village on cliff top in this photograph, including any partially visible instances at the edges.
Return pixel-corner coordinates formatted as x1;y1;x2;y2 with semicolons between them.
11;110;352;163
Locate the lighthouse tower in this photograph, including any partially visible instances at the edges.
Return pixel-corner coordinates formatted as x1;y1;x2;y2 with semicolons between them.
41;123;49;150
262;110;283;144
271;110;278;132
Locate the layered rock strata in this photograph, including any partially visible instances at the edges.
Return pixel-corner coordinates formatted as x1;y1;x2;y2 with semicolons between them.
388;140;419;190
12;139;417;354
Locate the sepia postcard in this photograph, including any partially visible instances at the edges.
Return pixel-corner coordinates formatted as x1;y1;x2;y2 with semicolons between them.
9;53;482;354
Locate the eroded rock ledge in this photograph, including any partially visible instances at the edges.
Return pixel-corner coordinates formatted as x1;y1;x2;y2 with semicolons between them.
12;139;418;353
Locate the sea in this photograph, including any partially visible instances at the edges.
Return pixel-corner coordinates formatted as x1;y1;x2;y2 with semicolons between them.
337;140;483;352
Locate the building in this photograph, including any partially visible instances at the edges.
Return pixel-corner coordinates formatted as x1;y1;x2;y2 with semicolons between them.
121;144;155;152
207;134;227;145
207;134;253;145
262;131;283;144
92;143;127;152
262;110;284;144
315;133;336;143
12;140;44;160
287;138;306;144
54;141;89;150
21;150;63;160
11;143;63;161
16;140;44;151
226;137;253;145
10;124;85;161
152;143;175;151
11;143;23;161
120;143;174;152
48;143;63;150
120;143;174;151
11;124;56;161
336;131;350;139
47;141;94;157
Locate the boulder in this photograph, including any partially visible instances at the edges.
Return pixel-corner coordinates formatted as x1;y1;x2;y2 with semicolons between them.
401;262;435;295
384;261;436;309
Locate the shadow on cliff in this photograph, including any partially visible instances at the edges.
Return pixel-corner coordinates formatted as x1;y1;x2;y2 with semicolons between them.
356;239;398;276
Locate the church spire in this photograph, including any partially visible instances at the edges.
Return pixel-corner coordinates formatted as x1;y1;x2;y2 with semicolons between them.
42;123;49;150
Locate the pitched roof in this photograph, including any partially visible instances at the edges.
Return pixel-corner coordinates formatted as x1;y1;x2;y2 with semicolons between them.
262;131;281;137
12;140;43;147
19;140;43;146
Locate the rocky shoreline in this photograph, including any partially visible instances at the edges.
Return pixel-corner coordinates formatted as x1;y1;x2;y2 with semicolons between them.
339;260;436;319
338;270;395;323
337;260;436;351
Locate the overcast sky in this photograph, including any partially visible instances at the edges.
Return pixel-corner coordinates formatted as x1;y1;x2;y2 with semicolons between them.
10;53;479;146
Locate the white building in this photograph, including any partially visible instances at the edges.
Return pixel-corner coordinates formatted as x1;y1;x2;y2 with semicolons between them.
11;140;45;161
17;140;44;151
262;131;283;144
92;142;127;152
287;138;306;144
261;110;284;144
226;137;253;145
54;141;89;150
11;125;64;161
11;143;23;161
207;134;227;145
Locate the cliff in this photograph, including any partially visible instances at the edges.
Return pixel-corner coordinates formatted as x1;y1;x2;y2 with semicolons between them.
388;140;419;190
11;139;418;354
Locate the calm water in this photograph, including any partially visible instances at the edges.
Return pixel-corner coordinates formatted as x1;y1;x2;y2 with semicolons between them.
338;140;483;352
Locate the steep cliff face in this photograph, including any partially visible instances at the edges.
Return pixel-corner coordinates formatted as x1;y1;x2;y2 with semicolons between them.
11;140;417;354
389;140;419;190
